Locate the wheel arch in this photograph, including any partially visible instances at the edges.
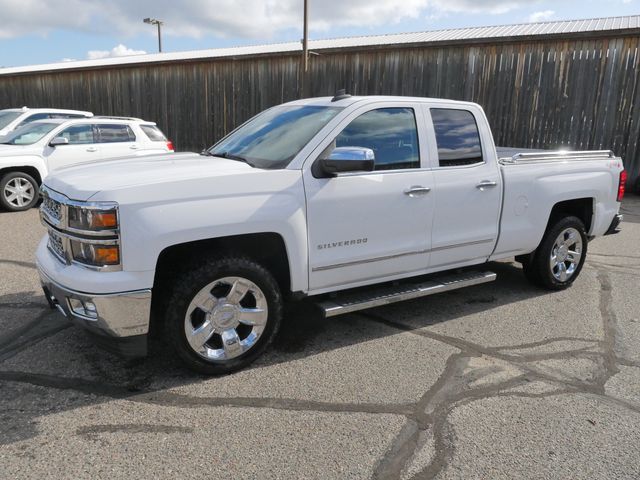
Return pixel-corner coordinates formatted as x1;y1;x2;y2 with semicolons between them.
150;232;292;336
0;166;43;185
546;197;594;234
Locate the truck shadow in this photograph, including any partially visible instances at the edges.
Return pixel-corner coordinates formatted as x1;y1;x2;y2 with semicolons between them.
0;260;552;445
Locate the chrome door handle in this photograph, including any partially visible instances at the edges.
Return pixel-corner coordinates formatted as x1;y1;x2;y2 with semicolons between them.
476;180;497;189
86;147;98;152
404;186;431;197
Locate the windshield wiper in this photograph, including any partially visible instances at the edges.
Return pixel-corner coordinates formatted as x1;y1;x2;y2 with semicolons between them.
209;151;255;167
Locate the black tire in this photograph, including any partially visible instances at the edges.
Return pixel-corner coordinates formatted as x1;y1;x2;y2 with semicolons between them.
164;255;283;375
0;171;39;212
521;216;588;290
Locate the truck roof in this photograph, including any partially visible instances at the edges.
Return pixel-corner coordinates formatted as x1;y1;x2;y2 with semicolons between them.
284;95;480;108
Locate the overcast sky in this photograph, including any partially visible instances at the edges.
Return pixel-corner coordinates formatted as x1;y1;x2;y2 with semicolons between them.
0;0;637;67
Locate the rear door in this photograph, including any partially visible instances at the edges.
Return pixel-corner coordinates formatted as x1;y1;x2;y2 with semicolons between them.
425;106;502;268
95;123;138;159
304;103;435;292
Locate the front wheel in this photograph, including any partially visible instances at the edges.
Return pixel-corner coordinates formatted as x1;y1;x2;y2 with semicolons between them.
0;172;39;212
164;255;283;375
521;216;588;290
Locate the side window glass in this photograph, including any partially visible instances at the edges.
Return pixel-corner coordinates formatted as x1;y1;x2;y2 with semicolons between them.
58;125;94;144
18;113;50;126
97;124;134;143
431;109;483;167
335;108;420;170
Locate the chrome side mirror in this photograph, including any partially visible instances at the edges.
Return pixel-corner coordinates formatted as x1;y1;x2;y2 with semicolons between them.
315;147;375;177
49;137;69;147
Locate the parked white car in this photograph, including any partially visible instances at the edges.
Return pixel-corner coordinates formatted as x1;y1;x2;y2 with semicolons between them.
37;94;625;374
0;117;174;211
0;107;93;137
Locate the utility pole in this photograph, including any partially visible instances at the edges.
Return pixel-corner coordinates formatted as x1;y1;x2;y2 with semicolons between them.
302;0;309;72
143;18;164;53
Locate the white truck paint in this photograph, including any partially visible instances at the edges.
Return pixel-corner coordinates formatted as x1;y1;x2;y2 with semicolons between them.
36;95;626;374
0;117;173;211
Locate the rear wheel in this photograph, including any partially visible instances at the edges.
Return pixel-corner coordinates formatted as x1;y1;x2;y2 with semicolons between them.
164;255;283;374
521;216;587;290
0;172;39;212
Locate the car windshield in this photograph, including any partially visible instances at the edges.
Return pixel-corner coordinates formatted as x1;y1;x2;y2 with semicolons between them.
0;111;22;130
208;105;342;169
0;122;59;145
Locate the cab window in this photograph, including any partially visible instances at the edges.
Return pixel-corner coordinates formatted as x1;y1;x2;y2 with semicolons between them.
335;108;420;171
431;109;483;167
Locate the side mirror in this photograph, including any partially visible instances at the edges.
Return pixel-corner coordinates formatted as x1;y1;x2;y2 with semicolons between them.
314;147;375;178
49;137;69;147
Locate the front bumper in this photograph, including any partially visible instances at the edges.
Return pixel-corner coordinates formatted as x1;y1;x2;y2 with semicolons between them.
38;265;151;357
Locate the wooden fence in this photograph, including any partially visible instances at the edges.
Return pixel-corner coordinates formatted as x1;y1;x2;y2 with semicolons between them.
1;34;640;183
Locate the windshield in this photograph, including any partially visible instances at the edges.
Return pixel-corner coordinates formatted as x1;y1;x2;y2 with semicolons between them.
0;111;22;130
0;122;59;145
209;105;342;169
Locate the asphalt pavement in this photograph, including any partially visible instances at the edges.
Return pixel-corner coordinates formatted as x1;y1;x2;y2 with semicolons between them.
1;197;639;479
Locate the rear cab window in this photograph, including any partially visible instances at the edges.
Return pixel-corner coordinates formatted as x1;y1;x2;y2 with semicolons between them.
96;124;136;143
140;125;168;142
430;108;483;167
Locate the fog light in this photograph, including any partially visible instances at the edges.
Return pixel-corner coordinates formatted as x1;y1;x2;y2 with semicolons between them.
68;298;98;319
83;301;98;318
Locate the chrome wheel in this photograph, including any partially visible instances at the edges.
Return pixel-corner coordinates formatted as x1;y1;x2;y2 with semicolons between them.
550;227;582;282
184;276;268;361
3;177;35;208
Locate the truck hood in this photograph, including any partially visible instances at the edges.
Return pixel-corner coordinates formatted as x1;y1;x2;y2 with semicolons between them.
44;152;257;201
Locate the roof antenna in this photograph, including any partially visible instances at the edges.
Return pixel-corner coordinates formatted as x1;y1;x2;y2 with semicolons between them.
331;89;351;102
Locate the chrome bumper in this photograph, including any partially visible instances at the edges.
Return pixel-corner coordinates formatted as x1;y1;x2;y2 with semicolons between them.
38;266;152;338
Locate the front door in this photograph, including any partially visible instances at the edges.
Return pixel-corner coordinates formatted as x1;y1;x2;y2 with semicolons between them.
304;104;435;293
44;123;101;171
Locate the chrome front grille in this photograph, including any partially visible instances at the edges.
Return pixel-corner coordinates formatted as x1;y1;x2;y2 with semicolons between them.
42;195;62;222
47;229;66;262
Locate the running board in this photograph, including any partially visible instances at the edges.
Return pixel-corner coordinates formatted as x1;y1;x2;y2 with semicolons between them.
317;270;497;318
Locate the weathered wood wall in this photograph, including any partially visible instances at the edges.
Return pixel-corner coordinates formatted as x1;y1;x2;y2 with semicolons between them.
1;34;640;183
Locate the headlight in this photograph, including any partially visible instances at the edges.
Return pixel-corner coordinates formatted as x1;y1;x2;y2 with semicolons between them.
68;206;118;231
70;240;120;267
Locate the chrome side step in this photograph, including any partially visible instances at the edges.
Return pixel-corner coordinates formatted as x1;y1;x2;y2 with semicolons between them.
317;270;497;318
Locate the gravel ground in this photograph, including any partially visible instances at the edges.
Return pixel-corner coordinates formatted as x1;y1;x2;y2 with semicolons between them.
1;196;639;479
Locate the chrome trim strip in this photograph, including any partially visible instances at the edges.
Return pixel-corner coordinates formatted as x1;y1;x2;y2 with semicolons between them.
311;238;495;272
431;238;494;252
312;249;429;272
499;150;615;165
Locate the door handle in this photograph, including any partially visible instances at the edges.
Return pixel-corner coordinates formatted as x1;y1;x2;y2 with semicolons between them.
476;180;498;189
404;186;431;197
86;147;98;152
129;145;139;150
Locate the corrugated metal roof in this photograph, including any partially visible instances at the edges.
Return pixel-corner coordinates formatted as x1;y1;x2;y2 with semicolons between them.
2;14;639;76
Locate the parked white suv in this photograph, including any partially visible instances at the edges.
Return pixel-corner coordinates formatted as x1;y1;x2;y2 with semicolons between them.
0;117;174;211
0;107;93;137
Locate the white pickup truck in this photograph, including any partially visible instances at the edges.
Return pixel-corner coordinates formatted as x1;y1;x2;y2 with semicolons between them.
36;94;626;374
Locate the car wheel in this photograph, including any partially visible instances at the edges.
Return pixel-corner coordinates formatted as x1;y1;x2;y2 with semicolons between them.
0;172;39;212
522;216;588;290
164;255;283;374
